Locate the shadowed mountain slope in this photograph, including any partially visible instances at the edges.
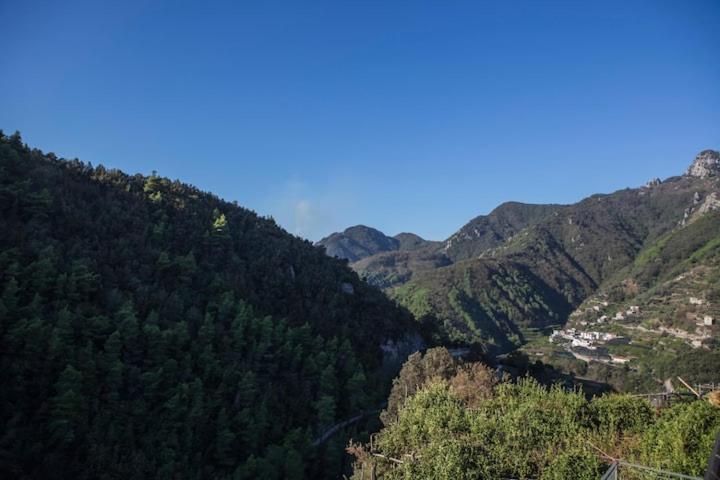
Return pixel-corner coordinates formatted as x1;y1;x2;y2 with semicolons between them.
0;132;419;479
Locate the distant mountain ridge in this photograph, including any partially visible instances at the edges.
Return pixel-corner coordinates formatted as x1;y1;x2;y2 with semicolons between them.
316;225;436;263
394;232;433;251
317;202;560;290
321;150;720;370
317;225;399;262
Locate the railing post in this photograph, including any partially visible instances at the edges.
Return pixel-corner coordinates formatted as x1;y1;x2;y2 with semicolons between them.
601;461;619;480
705;430;720;480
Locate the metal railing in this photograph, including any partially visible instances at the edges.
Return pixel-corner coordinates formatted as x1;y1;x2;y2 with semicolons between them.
599;431;720;480
601;460;703;480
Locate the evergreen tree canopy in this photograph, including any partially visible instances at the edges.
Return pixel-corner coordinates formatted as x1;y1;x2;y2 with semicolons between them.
0;132;417;479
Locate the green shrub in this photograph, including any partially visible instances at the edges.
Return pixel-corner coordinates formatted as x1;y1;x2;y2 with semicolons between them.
589;394;655;435
638;400;720;476
356;371;720;479
540;446;602;480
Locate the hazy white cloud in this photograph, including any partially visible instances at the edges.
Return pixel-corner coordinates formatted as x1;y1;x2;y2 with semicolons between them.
293;199;318;238
260;177;358;241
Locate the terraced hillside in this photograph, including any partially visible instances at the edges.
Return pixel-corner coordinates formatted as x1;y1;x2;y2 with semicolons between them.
523;210;720;391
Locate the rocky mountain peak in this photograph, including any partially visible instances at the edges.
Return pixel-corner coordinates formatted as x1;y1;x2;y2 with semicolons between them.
645;178;661;188
393;232;429;251
686;149;720;178
316;225;400;262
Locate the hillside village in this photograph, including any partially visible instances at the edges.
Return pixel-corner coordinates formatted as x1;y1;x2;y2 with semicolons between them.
541;285;717;375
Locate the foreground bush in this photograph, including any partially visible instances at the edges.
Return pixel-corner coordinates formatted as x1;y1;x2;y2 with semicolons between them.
639;400;720;476
350;355;720;480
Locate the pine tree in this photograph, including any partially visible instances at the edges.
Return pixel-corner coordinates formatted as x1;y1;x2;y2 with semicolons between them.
214;408;237;467
50;365;86;446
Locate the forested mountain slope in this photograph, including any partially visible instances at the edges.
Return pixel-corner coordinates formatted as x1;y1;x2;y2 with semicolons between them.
394;163;718;352
0;132;418;479
442;201;562;261
351;247;451;290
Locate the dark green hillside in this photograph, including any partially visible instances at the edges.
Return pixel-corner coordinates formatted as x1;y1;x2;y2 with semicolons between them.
393;258;572;352
0;132;417;479
352;248;451;290
500;178;714;284
608;210;720;294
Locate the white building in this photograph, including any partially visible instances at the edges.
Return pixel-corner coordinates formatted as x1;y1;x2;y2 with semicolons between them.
572;338;594;349
610;355;631;364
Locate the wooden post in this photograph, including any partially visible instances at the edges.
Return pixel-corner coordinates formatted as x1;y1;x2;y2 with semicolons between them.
678;376;702;399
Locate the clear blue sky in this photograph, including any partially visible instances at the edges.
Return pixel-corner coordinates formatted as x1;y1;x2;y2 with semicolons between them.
2;0;719;241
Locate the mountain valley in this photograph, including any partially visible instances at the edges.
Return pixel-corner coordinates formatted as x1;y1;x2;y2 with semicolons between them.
319;150;720;390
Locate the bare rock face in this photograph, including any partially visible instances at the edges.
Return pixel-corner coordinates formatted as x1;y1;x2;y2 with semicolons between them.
686;150;720;178
341;282;354;294
697;192;720;216
682;191;720;226
380;332;425;370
